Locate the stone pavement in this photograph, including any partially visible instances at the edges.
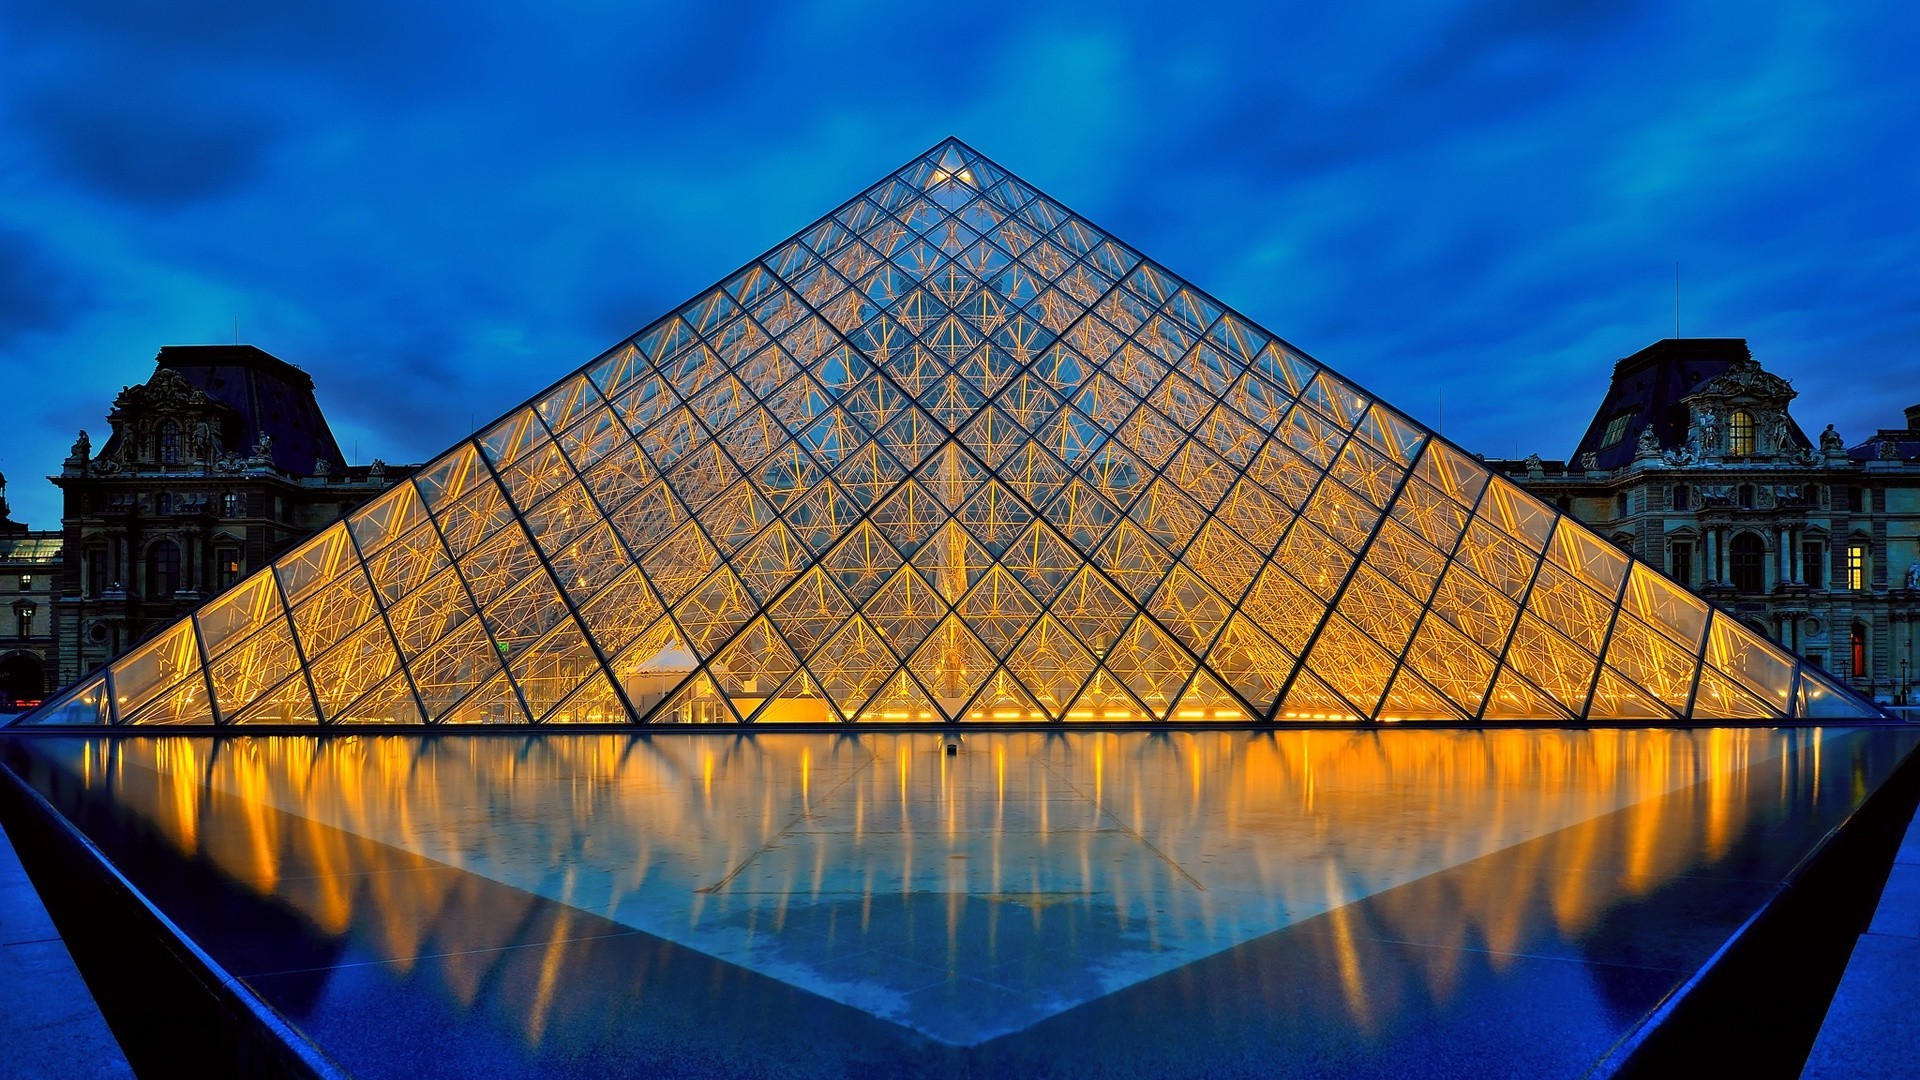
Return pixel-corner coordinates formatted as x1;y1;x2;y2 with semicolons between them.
0;823;131;1078
1802;803;1920;1077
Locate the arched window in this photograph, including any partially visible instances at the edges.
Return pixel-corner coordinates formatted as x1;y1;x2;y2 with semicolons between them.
1672;484;1690;511
1851;623;1868;681
1729;532;1766;593
146;541;180;598
158;421;183;465
1728;410;1755;455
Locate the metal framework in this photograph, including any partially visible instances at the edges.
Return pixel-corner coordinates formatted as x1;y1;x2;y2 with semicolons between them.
16;139;1878;727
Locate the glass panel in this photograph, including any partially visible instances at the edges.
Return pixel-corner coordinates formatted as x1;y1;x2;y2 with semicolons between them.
1413;442;1489;508
1205;615;1295;715
110;621;204;722
1503;615;1599;716
1602;615;1699;714
1403;615;1498;716
1623;563;1711;649
230;674;323;726
1523;563;1616;658
906;614;998;714
955;566;1042;659
1549;519;1631;598
332;671;426;725
1378;669;1467;721
208;617;303;722
1481;669;1572;721
1588;667;1678;721
1276;670;1364;722
347;481;428;558
1705;613;1796;707
307;618;406;721
196;573;285;659
1796;667;1882;719
16;677;108;725
809;616;899;718
1147;565;1232;657
545;670;628;724
290;566;378;660
1066;667;1150;722
1105;616;1198;719
1692;666;1780;720
275;523;358;606
856;669;944;723
1300;615;1397;717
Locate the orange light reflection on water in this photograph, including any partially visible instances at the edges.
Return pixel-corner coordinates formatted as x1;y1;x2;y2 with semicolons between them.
52;727;1842;1050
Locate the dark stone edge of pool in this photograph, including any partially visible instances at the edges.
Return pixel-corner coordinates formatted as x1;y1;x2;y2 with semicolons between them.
0;755;348;1079
1598;728;1920;1078
3;729;1917;1078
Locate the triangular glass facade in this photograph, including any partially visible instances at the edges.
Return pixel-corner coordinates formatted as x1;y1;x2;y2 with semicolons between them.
20;139;1879;727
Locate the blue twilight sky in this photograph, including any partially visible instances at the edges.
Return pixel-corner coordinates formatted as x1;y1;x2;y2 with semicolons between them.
2;2;1916;528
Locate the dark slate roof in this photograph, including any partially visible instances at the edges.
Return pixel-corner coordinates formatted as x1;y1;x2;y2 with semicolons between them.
1568;338;1812;469
108;345;348;475
1847;433;1920;462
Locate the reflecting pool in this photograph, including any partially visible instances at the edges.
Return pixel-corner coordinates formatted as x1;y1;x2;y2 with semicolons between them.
7;727;1915;1077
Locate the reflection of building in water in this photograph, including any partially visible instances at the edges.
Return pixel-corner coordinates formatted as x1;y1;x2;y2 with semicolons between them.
21;144;1873;730
52;728;1842;1044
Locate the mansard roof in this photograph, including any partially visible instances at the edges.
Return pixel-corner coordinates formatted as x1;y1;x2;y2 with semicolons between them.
96;345;349;475
1570;339;1813;470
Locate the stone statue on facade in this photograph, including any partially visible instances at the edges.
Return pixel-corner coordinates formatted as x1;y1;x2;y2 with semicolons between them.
313;457;332;479
1580;451;1599;474
369;458;388;480
1820;423;1845;453
1635;426;1662;460
1879;438;1902;461
1524;452;1545;479
1771;417;1790;454
190;420;218;461
63;430;92;476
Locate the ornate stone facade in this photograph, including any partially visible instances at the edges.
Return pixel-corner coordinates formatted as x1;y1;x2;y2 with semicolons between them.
1507;338;1920;704
0;475;61;709
52;345;418;687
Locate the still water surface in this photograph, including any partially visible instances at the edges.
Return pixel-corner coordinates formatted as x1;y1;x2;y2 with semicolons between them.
8;727;1913;1077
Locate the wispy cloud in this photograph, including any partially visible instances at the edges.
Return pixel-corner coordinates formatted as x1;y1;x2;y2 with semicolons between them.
0;1;1913;525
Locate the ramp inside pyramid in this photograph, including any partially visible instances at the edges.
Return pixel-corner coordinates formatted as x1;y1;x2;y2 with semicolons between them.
20;139;1880;726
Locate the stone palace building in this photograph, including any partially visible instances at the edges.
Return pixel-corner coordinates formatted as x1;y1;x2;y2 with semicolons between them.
1500;338;1920;704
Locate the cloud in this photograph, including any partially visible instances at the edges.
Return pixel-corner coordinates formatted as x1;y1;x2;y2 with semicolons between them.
0;227;95;346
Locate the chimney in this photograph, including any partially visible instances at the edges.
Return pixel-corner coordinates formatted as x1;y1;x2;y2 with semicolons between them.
1905;404;1920;430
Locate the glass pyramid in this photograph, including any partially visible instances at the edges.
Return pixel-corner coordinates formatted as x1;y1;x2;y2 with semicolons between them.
20;139;1879;727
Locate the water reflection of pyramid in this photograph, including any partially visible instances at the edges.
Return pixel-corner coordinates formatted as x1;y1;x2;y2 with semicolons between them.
22;139;1878;727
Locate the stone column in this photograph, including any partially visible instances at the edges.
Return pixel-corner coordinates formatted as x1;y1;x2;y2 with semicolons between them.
1778;526;1791;587
1793;528;1805;583
1705;530;1718;584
